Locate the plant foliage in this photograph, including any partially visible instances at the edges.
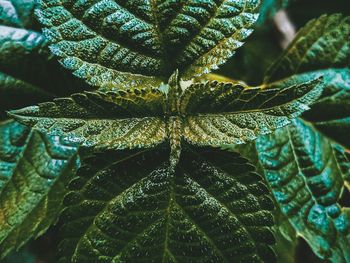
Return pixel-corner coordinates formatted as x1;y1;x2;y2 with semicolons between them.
0;0;349;262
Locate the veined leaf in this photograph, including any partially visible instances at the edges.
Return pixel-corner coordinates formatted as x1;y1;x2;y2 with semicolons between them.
0;0;37;29
36;0;260;89
255;119;350;262
182;78;323;146
0;120;80;258
0;10;91;116
0;120;31;192
10;75;322;168
9;89;168;150
58;146;275;263
0;25;53;114
265;14;350;82
264;14;350;149
214;21;283;85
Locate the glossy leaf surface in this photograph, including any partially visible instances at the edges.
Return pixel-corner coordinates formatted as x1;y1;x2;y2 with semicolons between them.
256;119;350;262
0;1;91;117
264;14;350;149
0;120;80;258
58;146;275;263
36;0;261;88
10;76;323;167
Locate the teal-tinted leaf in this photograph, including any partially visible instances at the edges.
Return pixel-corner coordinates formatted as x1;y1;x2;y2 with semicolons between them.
58;146;275;263
0;120;31;193
2;246;35;263
265;14;350;82
0;0;22;27
0;0;37;29
0;12;91;116
263;14;350;149
36;0;260;89
312;117;350;150
0;25;53;114
302;69;350;149
256;119;350;262
256;0;290;24
0;120;80;258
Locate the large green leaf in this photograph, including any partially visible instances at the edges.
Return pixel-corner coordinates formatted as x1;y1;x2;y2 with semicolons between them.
265;14;350;82
0;2;91;117
58;146;275;262
0;120;80;258
9;88;168;150
36;0;261;89
215;22;283;85
10;76;323;167
263;14;350;149
181;78;323;146
0;25;54;114
255;119;350;262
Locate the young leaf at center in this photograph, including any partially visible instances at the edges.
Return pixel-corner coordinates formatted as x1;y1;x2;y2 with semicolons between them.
9;73;323;169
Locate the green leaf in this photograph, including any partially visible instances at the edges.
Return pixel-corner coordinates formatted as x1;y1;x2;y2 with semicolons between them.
263;14;350;149
2;246;35;263
0;25;53;115
10;76;322;167
58;146;275;262
181;78;323;146
256;0;290;24
0;120;80;258
0;120;31;192
303;69;350;149
0;0;37;29
9;88;168;150
215;22;283;85
265;14;350;82
0;9;92;116
255;119;350;262
36;0;261;89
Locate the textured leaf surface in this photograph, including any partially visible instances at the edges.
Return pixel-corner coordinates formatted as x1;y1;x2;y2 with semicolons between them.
0;0;37;28
215;21;283;85
10;75;322;164
256;119;350;262
264;14;350;149
9;89;167;150
0;120;31;193
0;25;53;114
182;78;323;146
36;0;260;88
265;14;350;82
0;120;80;258
58;146;275;263
0;8;91;116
